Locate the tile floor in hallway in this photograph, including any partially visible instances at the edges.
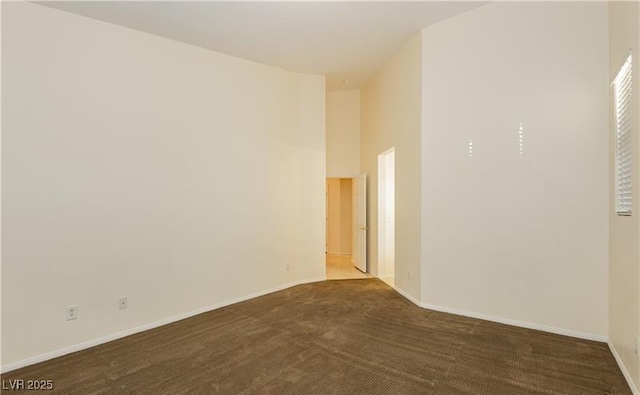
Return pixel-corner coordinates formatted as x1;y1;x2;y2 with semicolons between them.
326;253;371;280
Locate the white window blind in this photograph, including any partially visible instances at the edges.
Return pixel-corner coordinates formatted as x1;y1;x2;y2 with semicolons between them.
615;53;633;216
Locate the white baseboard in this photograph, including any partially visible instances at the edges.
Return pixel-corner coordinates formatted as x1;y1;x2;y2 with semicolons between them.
391;285;422;307
391;282;635;394
608;341;640;395
418;294;636;392
388;284;607;343
1;277;326;374
420;302;607;342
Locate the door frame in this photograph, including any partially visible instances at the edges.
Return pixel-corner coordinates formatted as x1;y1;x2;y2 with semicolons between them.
377;147;395;286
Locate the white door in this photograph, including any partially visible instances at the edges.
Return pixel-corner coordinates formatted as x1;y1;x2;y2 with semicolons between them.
353;173;367;272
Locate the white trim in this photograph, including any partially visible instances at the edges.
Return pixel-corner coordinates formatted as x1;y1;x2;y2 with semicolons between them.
392;285;422;307
390;285;607;343
392;284;635;393
0;277;326;374
608;341;640;395
420;302;607;342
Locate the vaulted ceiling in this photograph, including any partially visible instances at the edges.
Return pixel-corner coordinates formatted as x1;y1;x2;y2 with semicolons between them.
41;1;485;90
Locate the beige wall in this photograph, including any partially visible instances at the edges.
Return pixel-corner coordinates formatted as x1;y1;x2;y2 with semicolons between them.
361;33;422;300
2;2;326;369
326;90;360;178
420;2;609;338
609;1;640;391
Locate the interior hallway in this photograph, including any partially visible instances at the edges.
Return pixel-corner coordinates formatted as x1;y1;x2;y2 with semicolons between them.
326;254;371;280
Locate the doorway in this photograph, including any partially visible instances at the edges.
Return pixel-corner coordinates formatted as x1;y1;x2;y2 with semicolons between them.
326;177;369;279
378;148;395;287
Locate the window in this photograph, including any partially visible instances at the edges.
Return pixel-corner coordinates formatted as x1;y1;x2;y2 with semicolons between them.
615;53;633;216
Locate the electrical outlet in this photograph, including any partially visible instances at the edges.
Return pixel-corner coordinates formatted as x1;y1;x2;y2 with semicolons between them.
119;297;128;310
407;270;411;280
636;337;640;357
65;305;78;321
285;263;290;272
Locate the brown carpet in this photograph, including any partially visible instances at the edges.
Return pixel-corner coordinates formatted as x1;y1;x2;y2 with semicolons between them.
1;279;632;394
